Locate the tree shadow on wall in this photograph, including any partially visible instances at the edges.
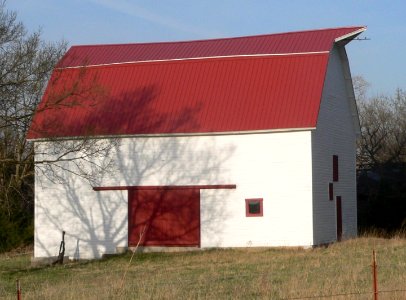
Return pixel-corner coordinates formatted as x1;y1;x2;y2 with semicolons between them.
113;136;236;249
35;84;236;259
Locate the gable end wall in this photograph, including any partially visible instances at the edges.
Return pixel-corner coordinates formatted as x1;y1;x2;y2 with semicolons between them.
311;45;358;244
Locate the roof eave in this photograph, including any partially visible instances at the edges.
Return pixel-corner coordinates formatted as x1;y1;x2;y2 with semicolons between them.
27;127;317;142
334;26;367;46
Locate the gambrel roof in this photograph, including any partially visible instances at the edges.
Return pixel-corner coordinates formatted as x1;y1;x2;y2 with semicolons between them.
28;26;366;139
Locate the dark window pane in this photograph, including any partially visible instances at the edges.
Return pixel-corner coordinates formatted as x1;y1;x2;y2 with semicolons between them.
333;155;339;182
248;201;261;214
329;182;333;200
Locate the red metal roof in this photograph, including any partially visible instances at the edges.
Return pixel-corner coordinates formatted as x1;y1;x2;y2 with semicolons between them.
28;53;329;139
28;26;366;139
57;26;365;68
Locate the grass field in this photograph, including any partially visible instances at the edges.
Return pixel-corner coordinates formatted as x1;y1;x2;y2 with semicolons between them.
1;236;406;299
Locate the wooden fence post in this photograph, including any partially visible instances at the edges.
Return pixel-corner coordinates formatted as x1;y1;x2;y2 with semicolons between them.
372;250;378;300
16;279;21;300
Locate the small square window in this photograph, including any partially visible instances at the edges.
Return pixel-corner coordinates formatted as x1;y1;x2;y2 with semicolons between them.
245;198;263;217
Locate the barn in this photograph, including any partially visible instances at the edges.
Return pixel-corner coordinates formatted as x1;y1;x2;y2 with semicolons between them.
28;26;366;260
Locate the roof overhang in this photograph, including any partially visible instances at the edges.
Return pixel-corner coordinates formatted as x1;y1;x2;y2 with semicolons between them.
28;126;316;142
334;26;367;46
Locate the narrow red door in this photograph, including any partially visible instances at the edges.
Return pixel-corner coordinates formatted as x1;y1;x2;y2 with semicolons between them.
128;188;200;247
336;196;342;241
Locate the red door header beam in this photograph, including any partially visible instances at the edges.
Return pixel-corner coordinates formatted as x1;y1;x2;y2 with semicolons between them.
93;185;236;191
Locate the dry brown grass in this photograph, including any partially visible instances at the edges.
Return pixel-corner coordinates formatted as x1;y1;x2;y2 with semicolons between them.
1;236;406;299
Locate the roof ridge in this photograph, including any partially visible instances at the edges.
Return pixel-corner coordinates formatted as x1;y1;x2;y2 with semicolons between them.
58;51;330;70
70;26;366;48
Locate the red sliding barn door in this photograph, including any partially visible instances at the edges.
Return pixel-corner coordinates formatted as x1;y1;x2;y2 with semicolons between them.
128;188;200;247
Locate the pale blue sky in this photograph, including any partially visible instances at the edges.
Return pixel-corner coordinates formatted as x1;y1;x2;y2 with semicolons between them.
7;0;406;96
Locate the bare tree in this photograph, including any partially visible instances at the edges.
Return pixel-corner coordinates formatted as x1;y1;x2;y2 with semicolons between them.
353;75;370;103
355;75;406;231
356;78;406;169
0;2;116;251
0;1;65;222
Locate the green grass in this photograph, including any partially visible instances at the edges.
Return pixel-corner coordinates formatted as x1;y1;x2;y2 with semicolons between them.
1;237;406;299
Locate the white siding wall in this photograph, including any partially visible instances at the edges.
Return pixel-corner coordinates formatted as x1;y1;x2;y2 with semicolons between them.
35;131;314;259
311;45;358;244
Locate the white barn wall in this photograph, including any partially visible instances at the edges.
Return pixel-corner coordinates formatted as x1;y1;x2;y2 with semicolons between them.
311;45;358;244
35;131;314;259
34;183;128;259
